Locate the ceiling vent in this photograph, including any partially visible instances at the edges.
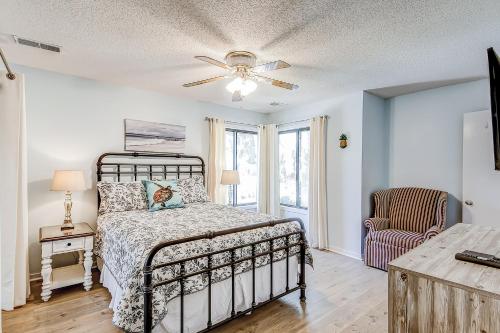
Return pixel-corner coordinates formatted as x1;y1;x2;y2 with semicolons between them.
13;35;61;53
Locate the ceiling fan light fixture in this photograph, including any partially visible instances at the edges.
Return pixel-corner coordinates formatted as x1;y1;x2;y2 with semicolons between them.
226;77;257;96
184;52;298;102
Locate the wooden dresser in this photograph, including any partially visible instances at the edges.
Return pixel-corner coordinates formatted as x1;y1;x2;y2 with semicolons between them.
388;224;500;333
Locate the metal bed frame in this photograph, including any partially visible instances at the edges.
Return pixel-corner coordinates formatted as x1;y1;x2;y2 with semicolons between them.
96;152;307;333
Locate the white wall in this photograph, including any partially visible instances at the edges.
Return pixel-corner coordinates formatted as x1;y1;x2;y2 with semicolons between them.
361;92;389;254
21;65;489;276
16;65;267;276
388;79;490;226
268;93;364;259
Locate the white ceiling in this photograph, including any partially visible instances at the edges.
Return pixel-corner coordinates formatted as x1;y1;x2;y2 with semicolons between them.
1;0;499;113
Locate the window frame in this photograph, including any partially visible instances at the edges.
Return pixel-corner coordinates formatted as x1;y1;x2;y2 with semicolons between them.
278;127;310;210
225;128;258;207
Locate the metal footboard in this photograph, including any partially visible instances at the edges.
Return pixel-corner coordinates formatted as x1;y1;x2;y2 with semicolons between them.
143;218;307;333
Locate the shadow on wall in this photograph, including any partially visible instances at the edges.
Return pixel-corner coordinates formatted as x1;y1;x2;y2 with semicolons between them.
446;193;462;228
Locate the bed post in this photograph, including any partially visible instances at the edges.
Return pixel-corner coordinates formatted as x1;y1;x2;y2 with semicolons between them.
143;265;153;333
299;230;307;302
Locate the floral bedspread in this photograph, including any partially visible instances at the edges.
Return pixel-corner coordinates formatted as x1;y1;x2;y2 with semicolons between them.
95;202;312;332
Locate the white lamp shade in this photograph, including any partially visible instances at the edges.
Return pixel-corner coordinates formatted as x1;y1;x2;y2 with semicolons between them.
221;170;240;185
225;78;257;96
51;170;86;191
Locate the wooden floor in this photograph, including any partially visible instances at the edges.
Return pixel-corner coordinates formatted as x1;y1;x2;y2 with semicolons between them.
2;250;388;333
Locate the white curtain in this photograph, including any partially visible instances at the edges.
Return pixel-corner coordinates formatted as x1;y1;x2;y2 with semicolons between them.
207;118;227;204
257;124;280;216
308;116;328;249
1;72;30;310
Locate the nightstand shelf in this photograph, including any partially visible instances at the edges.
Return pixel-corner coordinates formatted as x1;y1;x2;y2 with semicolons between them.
51;264;85;290
39;222;95;302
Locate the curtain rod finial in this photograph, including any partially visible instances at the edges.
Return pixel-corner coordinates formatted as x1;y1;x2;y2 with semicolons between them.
0;48;16;80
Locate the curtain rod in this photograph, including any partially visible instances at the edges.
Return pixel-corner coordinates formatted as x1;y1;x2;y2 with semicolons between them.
204;117;258;128
0;48;16;80
204;115;329;128
277;118;309;127
277;115;329;127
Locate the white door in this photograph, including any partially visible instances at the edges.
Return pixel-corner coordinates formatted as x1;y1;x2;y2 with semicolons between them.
462;110;500;226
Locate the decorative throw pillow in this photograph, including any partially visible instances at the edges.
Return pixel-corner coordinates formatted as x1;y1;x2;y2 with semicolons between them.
177;175;208;203
142;179;184;211
97;181;147;215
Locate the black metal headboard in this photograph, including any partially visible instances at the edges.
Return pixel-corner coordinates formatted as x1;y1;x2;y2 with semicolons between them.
96;152;205;207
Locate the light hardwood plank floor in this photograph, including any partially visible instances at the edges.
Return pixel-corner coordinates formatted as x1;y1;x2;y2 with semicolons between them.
2;250;388;333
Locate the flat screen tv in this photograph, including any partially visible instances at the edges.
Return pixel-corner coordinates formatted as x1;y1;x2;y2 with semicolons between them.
488;47;500;170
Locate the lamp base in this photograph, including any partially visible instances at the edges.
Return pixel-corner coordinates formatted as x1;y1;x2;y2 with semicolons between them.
61;219;75;230
61;191;74;230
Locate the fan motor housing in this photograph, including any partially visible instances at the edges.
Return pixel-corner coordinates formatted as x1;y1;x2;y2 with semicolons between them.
225;51;256;68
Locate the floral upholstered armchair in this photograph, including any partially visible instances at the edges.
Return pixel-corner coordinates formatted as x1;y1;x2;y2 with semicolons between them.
364;187;447;271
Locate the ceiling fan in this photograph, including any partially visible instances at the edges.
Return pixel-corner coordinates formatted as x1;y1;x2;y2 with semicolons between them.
182;51;299;102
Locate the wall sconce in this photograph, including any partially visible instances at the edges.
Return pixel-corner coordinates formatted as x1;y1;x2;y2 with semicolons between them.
339;133;348;149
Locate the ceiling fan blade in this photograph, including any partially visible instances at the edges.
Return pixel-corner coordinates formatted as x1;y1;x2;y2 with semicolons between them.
182;75;227;87
194;56;231;70
232;90;243;102
252;60;290;73
253;75;299;90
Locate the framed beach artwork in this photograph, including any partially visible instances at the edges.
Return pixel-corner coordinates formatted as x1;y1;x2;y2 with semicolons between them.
124;119;186;153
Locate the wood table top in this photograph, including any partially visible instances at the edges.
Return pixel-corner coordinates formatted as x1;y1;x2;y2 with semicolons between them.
40;222;95;242
389;223;500;298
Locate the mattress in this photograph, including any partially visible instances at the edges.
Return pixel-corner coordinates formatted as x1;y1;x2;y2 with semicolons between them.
95;202;312;332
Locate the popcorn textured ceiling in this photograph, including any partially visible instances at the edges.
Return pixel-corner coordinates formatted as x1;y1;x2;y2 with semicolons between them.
1;0;499;112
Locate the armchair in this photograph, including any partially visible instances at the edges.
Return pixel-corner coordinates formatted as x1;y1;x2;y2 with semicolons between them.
364;187;447;271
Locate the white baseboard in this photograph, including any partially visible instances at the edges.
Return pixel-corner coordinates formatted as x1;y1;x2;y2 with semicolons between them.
30;272;41;282
326;246;362;261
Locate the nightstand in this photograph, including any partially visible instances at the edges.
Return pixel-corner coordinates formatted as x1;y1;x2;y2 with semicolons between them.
39;222;95;302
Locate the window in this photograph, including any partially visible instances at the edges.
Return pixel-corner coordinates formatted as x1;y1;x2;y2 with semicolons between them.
279;128;310;208
225;129;258;206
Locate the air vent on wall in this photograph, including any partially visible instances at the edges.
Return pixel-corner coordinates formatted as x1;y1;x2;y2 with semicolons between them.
13;35;61;53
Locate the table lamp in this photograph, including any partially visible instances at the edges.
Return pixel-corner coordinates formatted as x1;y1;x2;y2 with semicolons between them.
221;170;240;186
51;170;86;230
221;170;240;206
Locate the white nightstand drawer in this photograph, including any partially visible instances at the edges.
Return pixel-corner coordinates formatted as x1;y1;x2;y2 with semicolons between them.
53;238;85;253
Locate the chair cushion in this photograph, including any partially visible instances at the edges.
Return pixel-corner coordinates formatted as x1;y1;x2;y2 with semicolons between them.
369;229;424;249
389;187;442;233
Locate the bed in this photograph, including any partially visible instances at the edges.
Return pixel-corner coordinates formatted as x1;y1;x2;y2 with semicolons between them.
94;152;312;333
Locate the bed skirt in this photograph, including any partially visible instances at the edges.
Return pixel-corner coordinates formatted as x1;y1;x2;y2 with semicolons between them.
98;257;301;333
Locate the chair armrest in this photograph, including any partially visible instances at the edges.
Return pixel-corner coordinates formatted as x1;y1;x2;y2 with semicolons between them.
364;218;390;232
435;192;447;230
423;225;443;241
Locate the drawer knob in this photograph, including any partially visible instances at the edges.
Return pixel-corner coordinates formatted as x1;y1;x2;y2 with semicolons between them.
67;242;72;247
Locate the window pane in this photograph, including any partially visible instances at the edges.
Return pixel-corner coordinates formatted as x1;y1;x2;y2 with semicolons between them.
236;132;258;204
225;131;234;205
279;132;297;206
299;130;310;208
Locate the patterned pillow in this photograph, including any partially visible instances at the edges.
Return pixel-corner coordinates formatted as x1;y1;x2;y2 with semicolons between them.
97;181;147;215
177;175;208;203
142;180;184;211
